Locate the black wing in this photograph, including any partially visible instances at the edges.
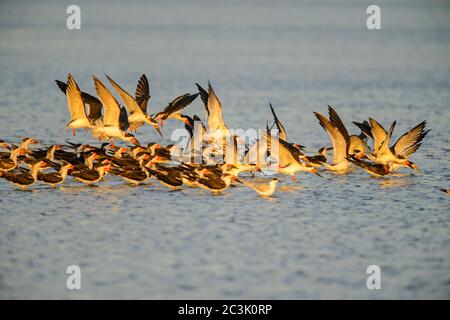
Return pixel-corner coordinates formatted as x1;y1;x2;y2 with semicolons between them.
158;93;199;120
135;74;150;113
328;105;350;153
269;103;287;140
196;83;210;117
352;120;373;139
55;80;67;93
81;92;102;121
119;106;130;131
56;79;102;121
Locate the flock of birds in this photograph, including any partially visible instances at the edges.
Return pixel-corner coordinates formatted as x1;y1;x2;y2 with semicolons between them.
0;73;436;197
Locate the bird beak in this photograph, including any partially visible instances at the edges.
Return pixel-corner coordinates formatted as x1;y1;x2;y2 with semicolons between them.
132;138;141;146
410;162;420;172
311;168;322;177
153;124;163;137
355;152;365;160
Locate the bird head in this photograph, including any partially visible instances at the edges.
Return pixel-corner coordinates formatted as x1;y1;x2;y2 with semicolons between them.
17;148;27;156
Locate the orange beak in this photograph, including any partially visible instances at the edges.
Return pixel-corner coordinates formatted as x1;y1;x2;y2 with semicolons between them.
153;124;163;136
311;167;322;177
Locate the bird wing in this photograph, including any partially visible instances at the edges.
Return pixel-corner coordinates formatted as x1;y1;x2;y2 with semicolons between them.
207;82;227;131
328;106;350;154
93;76;121;128
55;80;67;93
314;112;347;164
56;79;102;121
106;75;143;116
240;179;270;193
135;74;150;113
379;120;396;155
119;106;130;131
352;120;373;139
196;83;210;118
269;103;287;140
369;117;389;156
392;121;428;158
155;93;199;121
66;74;89;122
81;92;103;121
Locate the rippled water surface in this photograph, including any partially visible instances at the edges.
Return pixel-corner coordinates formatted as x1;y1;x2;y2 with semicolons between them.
0;0;449;299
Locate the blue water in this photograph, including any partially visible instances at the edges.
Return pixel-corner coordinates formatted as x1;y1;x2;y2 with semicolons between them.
0;0;449;299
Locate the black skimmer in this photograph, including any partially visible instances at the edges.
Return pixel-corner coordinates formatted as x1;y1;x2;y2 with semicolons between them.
114;168;151;185
37;162;75;187
0;141;11;159
28;144;63;162
349;135;369;159
70;161;111;185
18;137;39;150
194;173;236;194
196;82;231;144
110;152;149;171
0;147;26;172
56;79;102;123
347;155;393;177
262;132;319;179
145;164;183;190
105;75;161;135
64;74;95;136
348;121;371;158
367;118;429;170
92;76;140;145
111;160;151;185
313;106;350;172
154;93;199;128
240;177;279;197
0;160;50;189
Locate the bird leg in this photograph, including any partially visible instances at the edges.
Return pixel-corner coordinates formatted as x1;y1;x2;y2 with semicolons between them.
291;175;300;184
72;128;76;137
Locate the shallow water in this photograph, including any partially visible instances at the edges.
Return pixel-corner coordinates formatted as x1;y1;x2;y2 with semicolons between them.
0;0;449;299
